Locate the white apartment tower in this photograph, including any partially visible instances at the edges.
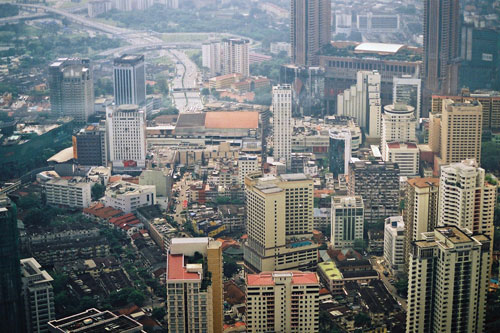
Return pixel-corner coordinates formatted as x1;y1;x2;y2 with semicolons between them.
113;54;146;106
330;196;364;248
246;271;320;333
381;103;417;157
21;258;55;333
337;70;382;139
107;104;147;169
237;154;259;185
439;160;496;239
383;216;405;275
202;40;222;77
406;226;490;333
243;173;318;273
393;76;422;119
273;85;292;171
221;38;249;77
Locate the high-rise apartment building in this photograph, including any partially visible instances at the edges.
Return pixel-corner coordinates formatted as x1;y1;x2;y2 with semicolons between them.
383;216;405;275
73;123;107;166
202;40;222;77
423;0;460;97
113;54;146;106
221;38;249;77
166;238;223;333
237;154;259;185
290;0;331;66
406;226;490;333
106;104;147;169
381;103;417;157
337;71;382;139
243;173;318;273
439;160;496;239
246;271;320;333
21;258;55;333
48;58;94;123
330;196;364;248
328;128;351;177
0;196;24;333
393;76;421;120
273;85;292;170
403;177;440;271
44;177;93;209
439;99;482;165
348;160;400;223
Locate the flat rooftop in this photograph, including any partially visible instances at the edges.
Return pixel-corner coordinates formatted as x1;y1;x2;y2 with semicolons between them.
247;271;318;286
354;42;405;55
280;173;308;181
167;254;201;281
436;226;473;244
204;111;259;129
407;177;439;188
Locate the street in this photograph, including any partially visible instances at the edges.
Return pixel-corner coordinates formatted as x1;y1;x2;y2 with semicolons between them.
370;256;407;312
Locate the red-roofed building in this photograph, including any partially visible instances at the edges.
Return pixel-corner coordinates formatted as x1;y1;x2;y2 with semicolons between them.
246;271;320;332
83;203;123;223
108;213;143;236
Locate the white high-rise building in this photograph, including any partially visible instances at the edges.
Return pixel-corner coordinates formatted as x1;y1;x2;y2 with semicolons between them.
221;38;249;77
243;173;318;273
246;271;320;333
202;40;222;77
20;258;55;333
107;104;147;169
381;103;417;156
406;226;490;333
273;85;292;171
337;70;381;138
385;142;420;176
237;154;259;185
383;216;405;275
331;196;364;248
393;76;421;119
113;54;146;106
439;160;496;239
44;177;93;209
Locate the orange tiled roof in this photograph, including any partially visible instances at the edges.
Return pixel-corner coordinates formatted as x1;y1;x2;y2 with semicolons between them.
204;111;259;129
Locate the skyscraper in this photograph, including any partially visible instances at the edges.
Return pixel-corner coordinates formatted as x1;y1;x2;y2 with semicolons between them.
393;76;422;119
330;196;364;248
381;103;417;157
166;238;223;333
246;271;320;332
406;226;490;333
423;0;460;97
243;173;318;273
106;104;147;169
337;70;382;139
48;58;94;122
0;195;24;333
21;258;55;333
113;54;146;106
272;85;292;170
202;40;222;77
328;128;351;177
221;38;249;77
384;216;405;275
291;0;331;66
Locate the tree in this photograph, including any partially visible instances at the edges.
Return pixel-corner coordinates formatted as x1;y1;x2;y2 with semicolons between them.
223;260;240;279
127;289;146;306
354;312;371;327
23;208;51;226
152;307;166;321
481;142;500;174
91;183;106;201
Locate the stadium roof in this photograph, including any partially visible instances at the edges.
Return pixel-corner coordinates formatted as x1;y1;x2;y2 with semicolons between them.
354;42;405;55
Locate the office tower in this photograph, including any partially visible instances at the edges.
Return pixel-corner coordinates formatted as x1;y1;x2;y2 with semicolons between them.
0;196;24;333
202;40;222;77
460;25;499;91
348;160;400;223
106;104;147;169
385;143;419;177
166;238;223;333
328;128;351;177
290;0;331;66
273;85;292;171
423;0;460;96
221;38;249;77
243;173;318;273
246;271;319;333
440;99;482;164
73;123;107;166
113;54;146;106
403;178;439;271
48;58;94;122
406;226;490;333
393;76;421;119
439;160;496;239
21;258;55;333
237;154;259;185
48;308;144;332
337;70;382;139
330;196;364;248
383;216;405;275
381;103;417;156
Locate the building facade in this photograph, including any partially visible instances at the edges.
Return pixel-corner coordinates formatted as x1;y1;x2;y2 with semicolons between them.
73;124;107;166
384;142;419;177
383;216;405;275
246;271;319;332
104;181;156;213
381;102;417;160
393;76;422;119
328;128;351;177
221;38;250;77
237;154;259;185
406;226;490;333
113;54;146;106
21;258;55;333
273;85;292;170
44;177;92;209
331;196;364;248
